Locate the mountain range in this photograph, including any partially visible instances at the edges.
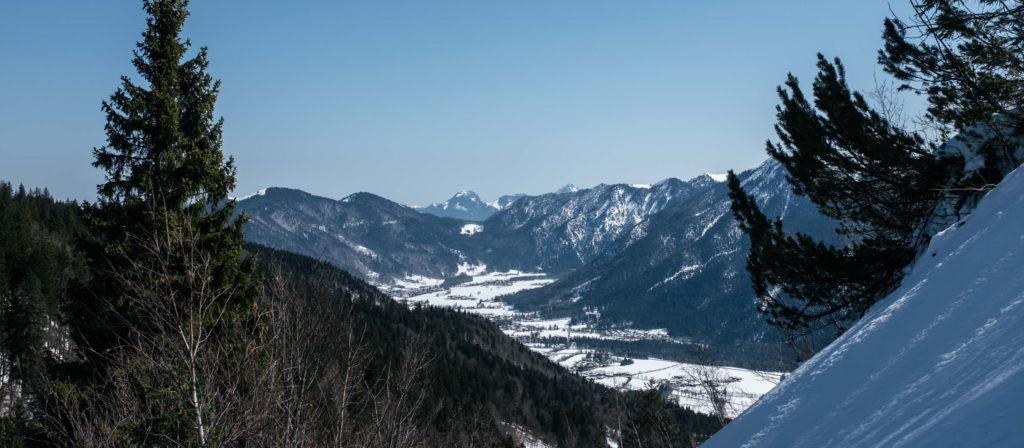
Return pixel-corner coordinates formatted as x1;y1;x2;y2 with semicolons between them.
236;161;835;353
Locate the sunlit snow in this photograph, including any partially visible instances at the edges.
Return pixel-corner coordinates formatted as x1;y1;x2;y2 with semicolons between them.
705;165;1024;448
460;223;483;235
385;269;784;417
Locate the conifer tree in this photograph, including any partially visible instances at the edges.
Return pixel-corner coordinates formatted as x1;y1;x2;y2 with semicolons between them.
728;55;959;346
879;0;1024;199
77;0;254;360
880;1;1024;138
729;0;1024;351
67;1;259;444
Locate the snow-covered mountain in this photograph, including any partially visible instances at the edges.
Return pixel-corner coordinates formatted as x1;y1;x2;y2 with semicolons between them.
556;184;580;194
236;160;833;358
238;174;741;282
238;188;478;281
414;190;524;221
704;165;1024;448
503;161;836;353
475;177;711;273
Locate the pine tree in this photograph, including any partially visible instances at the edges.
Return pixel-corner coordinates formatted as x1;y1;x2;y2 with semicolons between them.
729;0;1024;352
728;55;959;347
880;1;1024;144
878;0;1024;217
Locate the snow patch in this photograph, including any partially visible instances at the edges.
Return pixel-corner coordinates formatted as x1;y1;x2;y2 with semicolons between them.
233;188;267;201
456;262;488;276
460;223;483;235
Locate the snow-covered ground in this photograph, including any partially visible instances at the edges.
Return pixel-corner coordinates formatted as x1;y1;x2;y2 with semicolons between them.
705;165;1024;447
384;270;783;417
395;270;551;317
532;345;780;418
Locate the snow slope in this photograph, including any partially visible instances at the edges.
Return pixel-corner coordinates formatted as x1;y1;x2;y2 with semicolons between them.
704;165;1024;448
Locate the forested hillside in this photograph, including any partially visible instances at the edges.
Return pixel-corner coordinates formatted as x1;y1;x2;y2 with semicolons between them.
251;244;723;446
0;186;722;446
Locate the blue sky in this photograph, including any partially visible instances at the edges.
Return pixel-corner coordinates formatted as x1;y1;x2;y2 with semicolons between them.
0;1;918;205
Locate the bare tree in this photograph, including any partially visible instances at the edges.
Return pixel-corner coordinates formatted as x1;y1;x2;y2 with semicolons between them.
45;216;269;447
680;345;734;427
358;335;433;448
869;73;909;130
254;266;372;446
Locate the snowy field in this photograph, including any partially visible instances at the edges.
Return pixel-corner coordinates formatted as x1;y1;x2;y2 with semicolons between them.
383;269;783;417
532;345;780;418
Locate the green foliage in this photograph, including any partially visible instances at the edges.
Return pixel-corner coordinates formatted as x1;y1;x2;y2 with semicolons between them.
879;0;1024;197
880;0;1024;138
619;387;688;448
0;183;86;446
768;56;956;245
727;55;957;343
0;183;85;385
730;1;1023;352
52;0;260;445
77;0;254;354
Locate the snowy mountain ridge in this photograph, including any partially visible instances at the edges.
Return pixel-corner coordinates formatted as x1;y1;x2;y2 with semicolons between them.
414;190;524;221
704;164;1024;448
502;160;835;348
235;161;834;360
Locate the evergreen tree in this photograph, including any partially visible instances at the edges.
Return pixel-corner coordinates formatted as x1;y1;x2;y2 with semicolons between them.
76;0;254;355
65;1;259;444
880;1;1024;139
621;386;686;448
728;56;959;346
879;0;1024;205
729;0;1024;351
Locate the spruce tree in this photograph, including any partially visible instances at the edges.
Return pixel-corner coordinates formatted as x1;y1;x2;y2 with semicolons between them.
68;1;259;444
77;0;254;359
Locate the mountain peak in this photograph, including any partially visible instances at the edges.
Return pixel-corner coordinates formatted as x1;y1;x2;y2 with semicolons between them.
556;184;579;194
416;190;498;221
453;190;480;200
232;188;267;201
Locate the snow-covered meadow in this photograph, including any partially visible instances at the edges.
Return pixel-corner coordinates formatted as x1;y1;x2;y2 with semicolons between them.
384;269;783;417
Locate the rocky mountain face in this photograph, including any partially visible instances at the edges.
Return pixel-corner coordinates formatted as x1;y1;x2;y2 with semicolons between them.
474;177;713;273
238;175;727;282
503;161;836;348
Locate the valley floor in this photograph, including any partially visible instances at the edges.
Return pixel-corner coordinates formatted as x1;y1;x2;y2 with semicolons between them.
383;270;782;418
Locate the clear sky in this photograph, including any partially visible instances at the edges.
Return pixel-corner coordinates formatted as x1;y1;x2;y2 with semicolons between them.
0;1;919;205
